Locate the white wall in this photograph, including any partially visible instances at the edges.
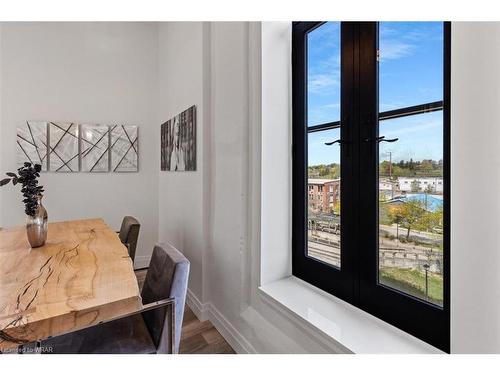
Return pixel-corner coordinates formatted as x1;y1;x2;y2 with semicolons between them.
156;25;314;353
158;22;345;354
0;23;159;267
260;22;292;285
451;22;500;353
157;22;206;300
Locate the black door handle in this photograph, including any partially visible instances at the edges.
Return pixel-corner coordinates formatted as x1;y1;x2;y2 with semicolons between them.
363;136;399;143
379;137;399;143
325;139;341;146
325;115;351;156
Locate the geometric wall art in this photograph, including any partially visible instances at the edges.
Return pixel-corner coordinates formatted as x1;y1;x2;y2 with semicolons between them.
16;121;48;171
49;122;79;172
110;125;139;172
80;124;110;172
161;105;196;171
16;121;140;174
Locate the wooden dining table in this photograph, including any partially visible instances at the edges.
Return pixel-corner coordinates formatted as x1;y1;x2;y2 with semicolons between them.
0;218;142;352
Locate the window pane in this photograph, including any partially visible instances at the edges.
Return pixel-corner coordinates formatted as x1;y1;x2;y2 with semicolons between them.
308;128;341;268
378;112;444;306
307;22;341;126
379;22;443;111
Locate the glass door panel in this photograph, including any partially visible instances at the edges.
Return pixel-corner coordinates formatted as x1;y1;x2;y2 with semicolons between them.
306;22;342;268
377;22;445;306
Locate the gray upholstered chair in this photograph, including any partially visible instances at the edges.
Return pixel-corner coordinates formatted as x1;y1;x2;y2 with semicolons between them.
39;243;190;354
118;216;141;264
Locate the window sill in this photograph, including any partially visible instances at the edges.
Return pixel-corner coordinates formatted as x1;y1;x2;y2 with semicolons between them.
258;276;443;354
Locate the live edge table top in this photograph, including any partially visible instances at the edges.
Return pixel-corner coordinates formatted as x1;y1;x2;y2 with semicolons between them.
0;218;142;351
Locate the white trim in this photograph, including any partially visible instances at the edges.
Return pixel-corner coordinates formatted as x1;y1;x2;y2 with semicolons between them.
186;288;209;322
259;276;443;354
258;286;351;353
185;288;257;354
205;302;257;354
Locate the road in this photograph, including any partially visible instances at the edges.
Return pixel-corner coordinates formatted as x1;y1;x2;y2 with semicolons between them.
308;226;443;270
379;223;442;243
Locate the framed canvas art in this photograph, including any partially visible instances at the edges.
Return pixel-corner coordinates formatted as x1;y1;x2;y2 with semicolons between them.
161;105;196;171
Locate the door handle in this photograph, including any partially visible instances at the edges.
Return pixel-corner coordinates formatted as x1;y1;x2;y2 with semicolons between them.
379;137;399;143
363;136;399;143
325;139;341;146
325;139;353;146
325;115;351;156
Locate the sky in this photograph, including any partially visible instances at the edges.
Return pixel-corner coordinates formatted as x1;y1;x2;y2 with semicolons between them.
307;22;444;166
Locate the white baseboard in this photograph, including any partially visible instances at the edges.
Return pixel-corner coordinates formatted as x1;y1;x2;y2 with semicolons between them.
205;302;257;354
185;288;257;354
186;288;210;321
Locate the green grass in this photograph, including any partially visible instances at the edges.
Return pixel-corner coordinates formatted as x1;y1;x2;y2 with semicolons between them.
379;267;443;305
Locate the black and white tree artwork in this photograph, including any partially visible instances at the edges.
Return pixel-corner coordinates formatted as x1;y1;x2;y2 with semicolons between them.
80;124;110;172
161;105;196;171
17;121;48;171
110;125;139;172
49;122;79;172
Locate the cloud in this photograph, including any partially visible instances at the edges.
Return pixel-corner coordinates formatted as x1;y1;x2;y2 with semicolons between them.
308;22;341;50
322;102;340;109
308;102;341;126
381;119;442;138
380;101;410;112
379;22;443;62
379;39;415;61
308;73;339;93
379;25;399;38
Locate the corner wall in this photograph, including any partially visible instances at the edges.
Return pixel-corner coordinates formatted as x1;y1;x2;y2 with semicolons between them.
0;23;159;266
157;22;206;300
158;22;346;353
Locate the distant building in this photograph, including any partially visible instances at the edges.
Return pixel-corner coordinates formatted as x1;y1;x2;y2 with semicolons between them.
308;178;340;213
398;177;443;193
379;178;398;199
379;179;394;191
308;177;442;214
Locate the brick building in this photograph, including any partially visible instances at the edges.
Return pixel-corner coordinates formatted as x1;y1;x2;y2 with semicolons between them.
308;178;341;213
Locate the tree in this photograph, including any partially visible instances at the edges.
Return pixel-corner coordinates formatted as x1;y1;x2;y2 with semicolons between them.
387;204;404;230
420;159;434;174
333;200;341;215
408;158;416;171
379;160;391;177
389;200;426;240
308;163;340;179
429;205;444;233
415;211;436;232
410;179;421;193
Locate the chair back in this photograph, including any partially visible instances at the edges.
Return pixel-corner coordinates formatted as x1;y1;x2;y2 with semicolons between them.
141;243;190;354
118;216;140;263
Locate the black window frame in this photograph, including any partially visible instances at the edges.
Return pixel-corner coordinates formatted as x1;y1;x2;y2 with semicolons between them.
292;21;450;352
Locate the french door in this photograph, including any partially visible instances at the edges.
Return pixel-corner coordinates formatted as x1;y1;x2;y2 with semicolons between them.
292;21;450;352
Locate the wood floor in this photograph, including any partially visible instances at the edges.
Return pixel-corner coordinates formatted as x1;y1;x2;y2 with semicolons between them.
135;269;235;354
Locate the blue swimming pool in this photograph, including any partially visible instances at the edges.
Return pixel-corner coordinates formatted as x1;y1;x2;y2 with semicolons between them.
400;193;443;212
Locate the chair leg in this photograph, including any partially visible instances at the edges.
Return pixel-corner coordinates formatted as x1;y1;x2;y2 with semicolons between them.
169;302;176;354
